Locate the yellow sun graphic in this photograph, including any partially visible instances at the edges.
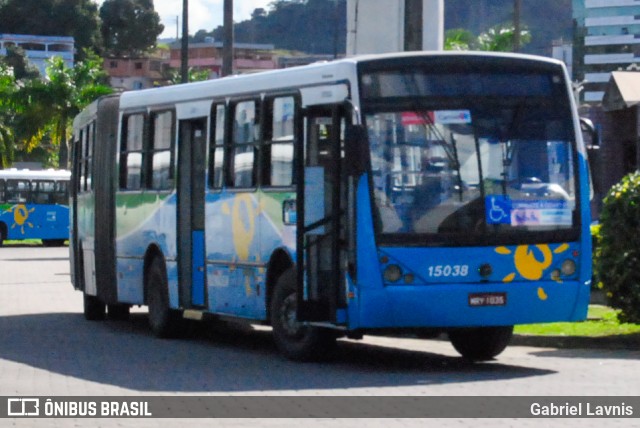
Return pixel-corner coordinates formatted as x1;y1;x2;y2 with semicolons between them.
496;244;569;301
221;194;262;297
9;204;35;234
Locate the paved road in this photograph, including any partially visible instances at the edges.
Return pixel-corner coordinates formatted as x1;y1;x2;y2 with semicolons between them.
1;246;639;427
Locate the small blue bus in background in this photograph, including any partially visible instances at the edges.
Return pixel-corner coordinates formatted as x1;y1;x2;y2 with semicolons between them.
0;168;70;246
71;52;592;362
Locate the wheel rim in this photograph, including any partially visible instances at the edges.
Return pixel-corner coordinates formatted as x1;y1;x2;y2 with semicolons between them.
279;293;303;338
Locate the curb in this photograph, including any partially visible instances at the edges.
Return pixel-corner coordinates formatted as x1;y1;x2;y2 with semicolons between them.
511;334;640;350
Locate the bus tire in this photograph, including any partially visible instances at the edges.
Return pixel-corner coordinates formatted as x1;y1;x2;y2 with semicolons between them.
146;258;183;338
270;269;336;361
42;239;66;247
107;304;130;321
0;225;5;246
83;293;106;321
448;326;513;361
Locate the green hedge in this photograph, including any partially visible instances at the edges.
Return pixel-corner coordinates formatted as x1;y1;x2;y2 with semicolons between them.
594;171;640;323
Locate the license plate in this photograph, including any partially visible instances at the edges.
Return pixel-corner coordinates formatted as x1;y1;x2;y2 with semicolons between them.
468;292;507;307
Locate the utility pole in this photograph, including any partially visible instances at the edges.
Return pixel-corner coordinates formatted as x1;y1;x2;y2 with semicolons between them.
181;0;189;83
222;0;234;77
513;0;521;52
404;0;423;51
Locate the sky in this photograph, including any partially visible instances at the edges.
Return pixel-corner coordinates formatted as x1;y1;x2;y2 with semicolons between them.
96;0;274;39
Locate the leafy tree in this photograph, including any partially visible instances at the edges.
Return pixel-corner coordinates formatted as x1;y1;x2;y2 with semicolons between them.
595;172;640;323
11;50;112;168
476;23;531;52
0;47;43;168
2;46;41;80
0;63;17;168
0;0;102;58
100;0;164;56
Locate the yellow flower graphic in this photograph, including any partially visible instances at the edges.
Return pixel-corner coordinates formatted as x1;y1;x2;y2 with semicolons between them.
496;244;569;301
9;204;35;234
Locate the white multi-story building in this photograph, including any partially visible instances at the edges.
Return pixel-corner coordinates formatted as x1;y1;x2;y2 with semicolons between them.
574;0;640;103
0;34;74;76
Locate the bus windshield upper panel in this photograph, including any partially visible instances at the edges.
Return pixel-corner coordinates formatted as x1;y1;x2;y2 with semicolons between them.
360;66;578;246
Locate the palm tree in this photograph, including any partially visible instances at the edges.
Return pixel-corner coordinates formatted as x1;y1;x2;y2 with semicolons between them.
444;29;475;51
18;51;112;168
444;24;531;53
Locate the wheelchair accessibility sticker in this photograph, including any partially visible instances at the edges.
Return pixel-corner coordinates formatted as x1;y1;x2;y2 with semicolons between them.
486;196;512;224
485;196;572;226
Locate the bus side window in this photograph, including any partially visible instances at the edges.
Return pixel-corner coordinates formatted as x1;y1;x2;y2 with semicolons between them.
54;180;69;204
6;179;29;203
230;100;259;188
0;179;5;203
263;96;295;187
150;110;175;190
209;103;226;189
33;180;54;204
120;113;146;190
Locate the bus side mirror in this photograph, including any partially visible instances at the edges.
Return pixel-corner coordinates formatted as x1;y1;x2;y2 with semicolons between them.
580;117;602;196
580;117;599;148
345;124;369;176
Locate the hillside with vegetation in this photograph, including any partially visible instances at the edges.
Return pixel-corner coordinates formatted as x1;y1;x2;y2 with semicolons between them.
193;0;572;56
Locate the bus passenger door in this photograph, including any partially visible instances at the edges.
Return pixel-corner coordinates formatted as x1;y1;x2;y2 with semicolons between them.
296;105;347;322
177;118;207;308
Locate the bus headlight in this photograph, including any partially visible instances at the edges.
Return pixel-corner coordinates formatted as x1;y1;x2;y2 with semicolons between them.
561;259;577;276
383;264;402;283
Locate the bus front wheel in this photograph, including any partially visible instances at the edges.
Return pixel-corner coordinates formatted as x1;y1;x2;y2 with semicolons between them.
270;269;336;361
146;258;183;338
448;326;513;361
107;304;130;321
83;293;106;321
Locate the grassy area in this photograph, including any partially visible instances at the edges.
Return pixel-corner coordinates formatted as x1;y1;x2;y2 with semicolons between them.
3;239;43;246
514;305;640;337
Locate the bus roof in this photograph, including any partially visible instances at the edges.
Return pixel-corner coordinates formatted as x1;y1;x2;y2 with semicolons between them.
118;51;566;112
0;169;71;180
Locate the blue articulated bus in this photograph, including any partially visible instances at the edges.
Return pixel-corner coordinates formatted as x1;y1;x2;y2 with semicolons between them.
0;168;70;246
70;52;592;361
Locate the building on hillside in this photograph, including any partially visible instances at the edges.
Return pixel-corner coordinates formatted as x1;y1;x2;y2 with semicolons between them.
0;33;74;76
104;53;171;91
169;39;277;77
573;0;640;104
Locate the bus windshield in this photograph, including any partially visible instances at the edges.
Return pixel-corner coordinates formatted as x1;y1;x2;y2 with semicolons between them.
361;68;578;246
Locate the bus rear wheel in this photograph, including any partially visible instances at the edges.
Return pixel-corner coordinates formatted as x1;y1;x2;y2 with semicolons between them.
270;269;336;361
448;326;513;361
83;293;106;321
146;258;183;338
